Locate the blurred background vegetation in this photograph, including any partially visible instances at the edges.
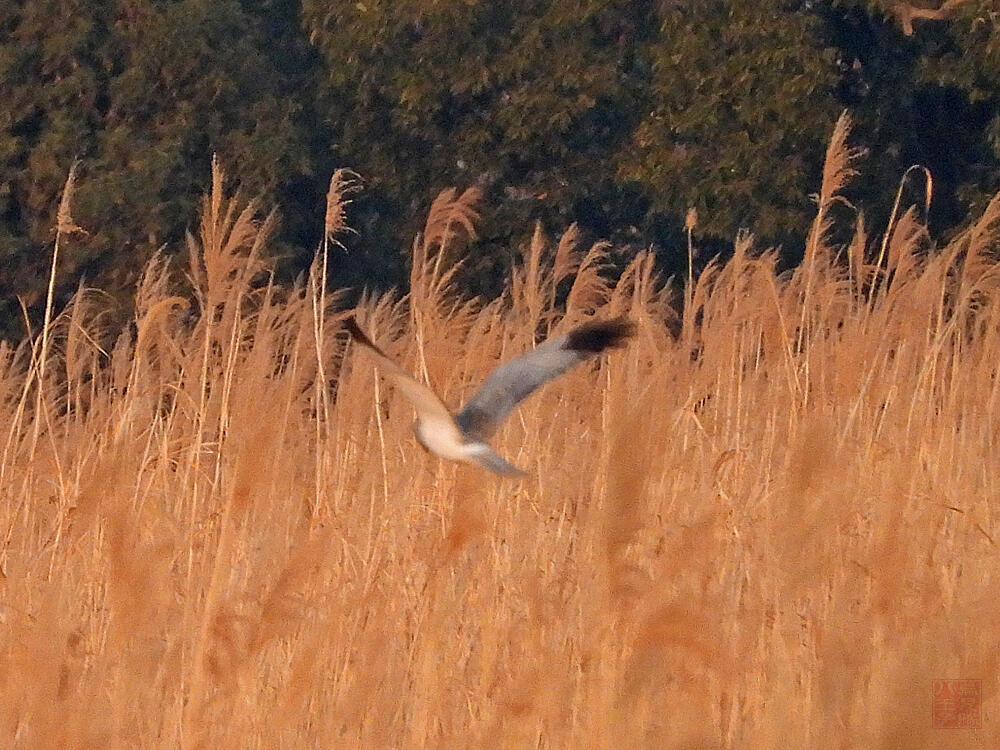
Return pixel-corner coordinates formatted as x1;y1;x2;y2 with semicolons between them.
1;0;998;339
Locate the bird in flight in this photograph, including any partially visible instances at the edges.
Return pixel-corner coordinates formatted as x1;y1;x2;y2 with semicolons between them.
345;316;635;476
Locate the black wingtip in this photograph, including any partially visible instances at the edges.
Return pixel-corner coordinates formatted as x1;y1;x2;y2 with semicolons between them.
564;317;636;354
343;314;364;339
344;315;382;353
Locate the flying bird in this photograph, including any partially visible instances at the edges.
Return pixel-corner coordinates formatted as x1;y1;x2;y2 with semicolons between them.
345;316;635;476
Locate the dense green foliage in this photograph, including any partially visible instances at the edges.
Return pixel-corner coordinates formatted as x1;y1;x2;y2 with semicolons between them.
0;0;311;331
616;3;841;240
825;0;999;230
2;0;998;338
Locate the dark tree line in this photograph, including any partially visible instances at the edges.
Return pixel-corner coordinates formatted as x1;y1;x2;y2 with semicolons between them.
2;0;998;339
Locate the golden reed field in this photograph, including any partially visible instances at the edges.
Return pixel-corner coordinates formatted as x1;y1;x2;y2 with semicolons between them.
2;115;997;748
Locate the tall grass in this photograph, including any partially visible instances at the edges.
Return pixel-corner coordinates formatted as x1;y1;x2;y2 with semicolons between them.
2;118;998;748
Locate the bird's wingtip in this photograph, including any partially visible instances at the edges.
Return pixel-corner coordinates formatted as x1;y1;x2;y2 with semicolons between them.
564;316;636;353
343;314;363;338
344;314;382;352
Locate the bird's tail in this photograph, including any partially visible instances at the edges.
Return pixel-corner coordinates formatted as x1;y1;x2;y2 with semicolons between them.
466;443;528;478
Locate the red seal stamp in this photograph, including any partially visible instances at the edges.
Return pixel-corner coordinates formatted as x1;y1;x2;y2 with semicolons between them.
932;679;981;729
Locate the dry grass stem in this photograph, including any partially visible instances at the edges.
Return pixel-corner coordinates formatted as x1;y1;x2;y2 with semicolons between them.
2;140;999;748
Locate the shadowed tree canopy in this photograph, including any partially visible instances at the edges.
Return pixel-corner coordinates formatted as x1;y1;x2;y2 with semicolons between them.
1;0;999;339
301;0;848;282
301;0;661;290
0;0;310;332
824;0;1000;231
615;2;842;244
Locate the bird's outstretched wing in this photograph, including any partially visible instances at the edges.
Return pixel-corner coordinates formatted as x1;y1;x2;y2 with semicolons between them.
455;317;635;441
344;316;455;426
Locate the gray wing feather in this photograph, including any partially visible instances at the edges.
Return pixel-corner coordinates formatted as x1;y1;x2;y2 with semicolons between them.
456;318;633;440
455;336;580;439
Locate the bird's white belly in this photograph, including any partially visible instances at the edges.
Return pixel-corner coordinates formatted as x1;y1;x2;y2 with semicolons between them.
413;417;475;461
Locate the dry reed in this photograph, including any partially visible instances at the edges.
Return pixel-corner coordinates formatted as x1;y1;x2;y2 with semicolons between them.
1;124;998;749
